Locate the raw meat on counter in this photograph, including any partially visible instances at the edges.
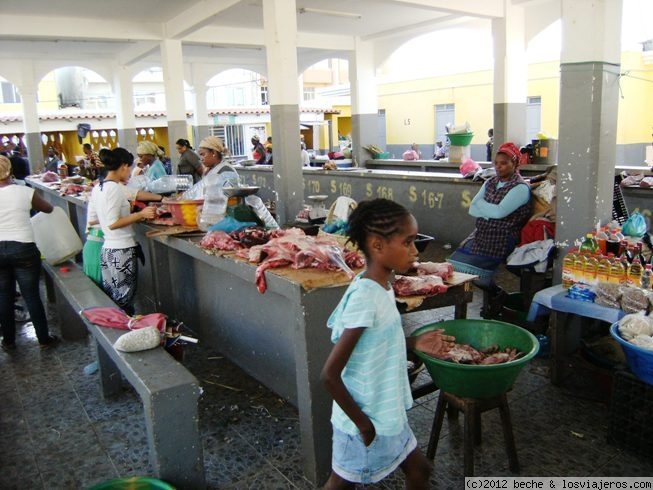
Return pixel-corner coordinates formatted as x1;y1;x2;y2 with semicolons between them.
407;261;454;280
200;226;296;253
59;183;87;196
200;231;243;251
41;171;60;183
237;229;364;294
230;227;272;247
393;275;448;297
199;226;365;293
150;203;176;226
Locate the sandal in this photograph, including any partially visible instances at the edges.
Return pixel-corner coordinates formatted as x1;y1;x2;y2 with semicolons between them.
39;335;60;349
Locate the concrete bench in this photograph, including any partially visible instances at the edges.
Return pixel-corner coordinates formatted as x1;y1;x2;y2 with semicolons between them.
43;261;206;489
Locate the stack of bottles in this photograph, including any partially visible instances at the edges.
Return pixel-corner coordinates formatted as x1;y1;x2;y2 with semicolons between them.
561;230;653;290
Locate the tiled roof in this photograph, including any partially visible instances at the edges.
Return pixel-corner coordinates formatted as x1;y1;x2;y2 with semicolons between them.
0;106;340;123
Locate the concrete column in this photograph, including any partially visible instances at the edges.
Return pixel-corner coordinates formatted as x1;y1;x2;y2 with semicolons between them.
554;0;622;278
17;64;42;173
191;85;210;147
263;0;302;226
113;64;138;154
350;38;378;167
492;1;527;149
161;39;188;171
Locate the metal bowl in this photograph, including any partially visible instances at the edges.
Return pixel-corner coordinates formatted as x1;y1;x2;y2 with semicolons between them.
222;186;260;197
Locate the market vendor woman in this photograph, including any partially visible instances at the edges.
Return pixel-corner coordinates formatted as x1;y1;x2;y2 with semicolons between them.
447;142;531;311
88;148;156;315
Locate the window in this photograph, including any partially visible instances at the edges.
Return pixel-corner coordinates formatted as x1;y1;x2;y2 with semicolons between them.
85;96;110;110
210;125;245;157
303;87;315;101
260;86;269;105
134;93;156;107
1;82;21;103
435;103;455;144
526;96;542;142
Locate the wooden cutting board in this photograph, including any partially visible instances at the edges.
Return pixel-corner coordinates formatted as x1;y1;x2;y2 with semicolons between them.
267;266;363;289
146;225;200;238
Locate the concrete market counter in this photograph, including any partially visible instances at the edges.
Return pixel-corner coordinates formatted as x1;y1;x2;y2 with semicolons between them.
27;177;476;485
235;166;653;245
28;179;341;483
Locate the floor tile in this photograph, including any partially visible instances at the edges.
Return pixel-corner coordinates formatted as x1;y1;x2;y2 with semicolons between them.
3;271;653;489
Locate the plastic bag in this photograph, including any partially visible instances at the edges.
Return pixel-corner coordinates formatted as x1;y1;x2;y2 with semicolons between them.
208;216;257;233
459;158;480;178
245;195;279;229
620;286;650;314
618;313;653;341
114;326;161;352
622;212;648;237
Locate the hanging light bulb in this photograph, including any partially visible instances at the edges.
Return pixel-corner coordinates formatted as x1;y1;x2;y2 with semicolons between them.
41;134;48;145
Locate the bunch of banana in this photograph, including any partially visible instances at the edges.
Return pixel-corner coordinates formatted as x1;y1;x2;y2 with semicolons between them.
364;144;383;155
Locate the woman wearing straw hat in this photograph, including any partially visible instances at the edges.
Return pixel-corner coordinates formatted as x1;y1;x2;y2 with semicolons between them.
447;142;531;316
197;136;227;179
137;140;167;181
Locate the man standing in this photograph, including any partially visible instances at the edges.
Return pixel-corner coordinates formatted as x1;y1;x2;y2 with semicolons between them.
486;128;494;162
44;147;61;173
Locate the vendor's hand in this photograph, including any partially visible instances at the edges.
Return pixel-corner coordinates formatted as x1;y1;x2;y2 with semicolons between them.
139;206;156;221
414;329;455;357
358;420;376;447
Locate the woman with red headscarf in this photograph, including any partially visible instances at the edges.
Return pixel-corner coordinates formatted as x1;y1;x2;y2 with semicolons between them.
447;142;531;315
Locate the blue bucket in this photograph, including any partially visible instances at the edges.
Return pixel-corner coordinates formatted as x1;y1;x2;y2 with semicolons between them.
610;322;653;386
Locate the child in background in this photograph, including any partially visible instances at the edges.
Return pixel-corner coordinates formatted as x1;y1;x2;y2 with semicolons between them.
321;198;453;489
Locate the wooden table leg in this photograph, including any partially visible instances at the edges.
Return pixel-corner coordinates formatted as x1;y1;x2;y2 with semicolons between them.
498;394;520;473
549;311;568;385
463;399;477;477
454;302;468;319
427;392;448;459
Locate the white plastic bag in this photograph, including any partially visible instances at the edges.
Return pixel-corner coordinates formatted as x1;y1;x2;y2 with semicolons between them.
114;326;161;352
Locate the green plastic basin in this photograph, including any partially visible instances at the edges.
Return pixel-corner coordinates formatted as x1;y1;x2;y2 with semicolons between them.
446;132;474;146
88;477;176;490
411;319;539;399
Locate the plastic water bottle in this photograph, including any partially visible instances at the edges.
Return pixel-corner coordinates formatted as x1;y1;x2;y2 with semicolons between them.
596;255;611;284
198;185;227;231
583;254;599;285
596;227;609;255
627;258;644;287
562;248;577;289
608;256;627;285
641;264;653;290
573;252;587;284
579;233;598;254
245;195;279;229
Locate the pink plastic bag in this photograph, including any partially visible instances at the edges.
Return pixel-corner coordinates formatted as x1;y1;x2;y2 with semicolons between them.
459;158;480;177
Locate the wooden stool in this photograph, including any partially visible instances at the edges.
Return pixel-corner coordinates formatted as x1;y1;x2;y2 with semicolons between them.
427;391;519;477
